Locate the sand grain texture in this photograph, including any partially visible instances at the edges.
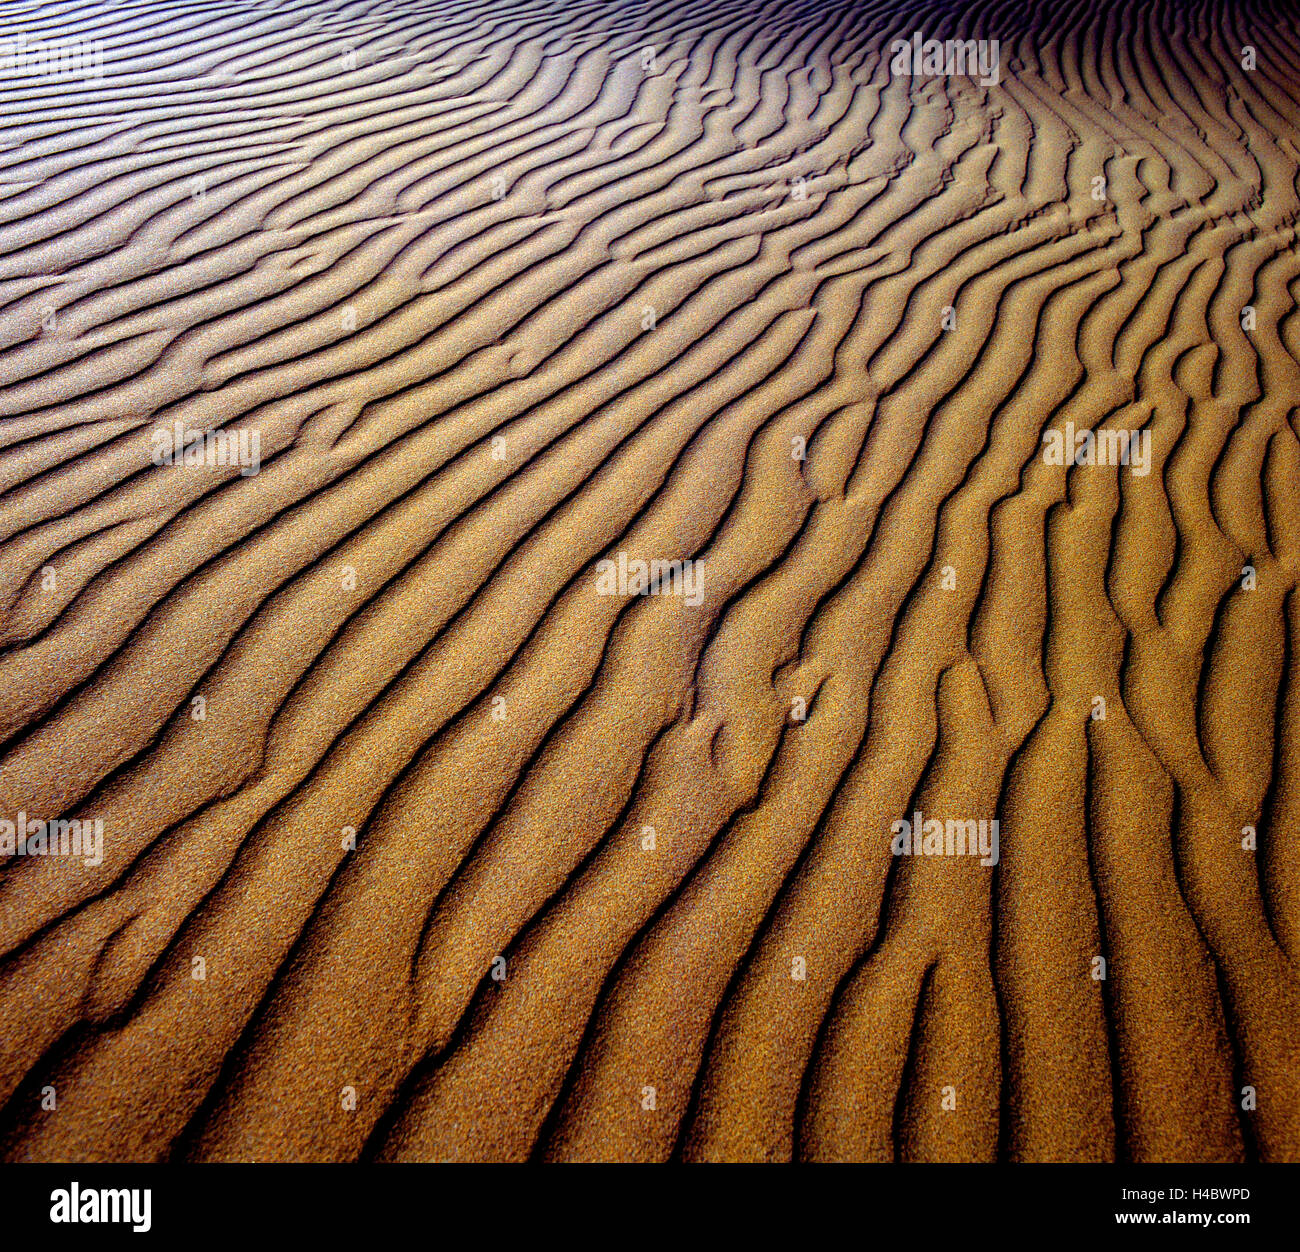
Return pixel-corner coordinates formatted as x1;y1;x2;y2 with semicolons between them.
0;0;1298;1163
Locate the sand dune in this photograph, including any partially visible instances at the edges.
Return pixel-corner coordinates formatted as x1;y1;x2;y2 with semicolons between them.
0;0;1297;1163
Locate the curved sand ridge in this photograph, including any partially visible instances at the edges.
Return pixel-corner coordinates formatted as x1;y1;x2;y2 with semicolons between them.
0;0;1298;1163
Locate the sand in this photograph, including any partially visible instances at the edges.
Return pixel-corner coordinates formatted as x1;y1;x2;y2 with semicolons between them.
0;0;1297;1163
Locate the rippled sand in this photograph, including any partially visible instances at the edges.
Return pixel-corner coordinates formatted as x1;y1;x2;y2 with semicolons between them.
0;0;1298;1162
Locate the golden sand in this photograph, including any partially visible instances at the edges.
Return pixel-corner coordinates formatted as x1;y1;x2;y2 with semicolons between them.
0;0;1297;1162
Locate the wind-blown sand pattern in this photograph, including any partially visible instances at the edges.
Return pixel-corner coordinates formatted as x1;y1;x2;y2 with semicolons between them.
0;0;1298;1164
